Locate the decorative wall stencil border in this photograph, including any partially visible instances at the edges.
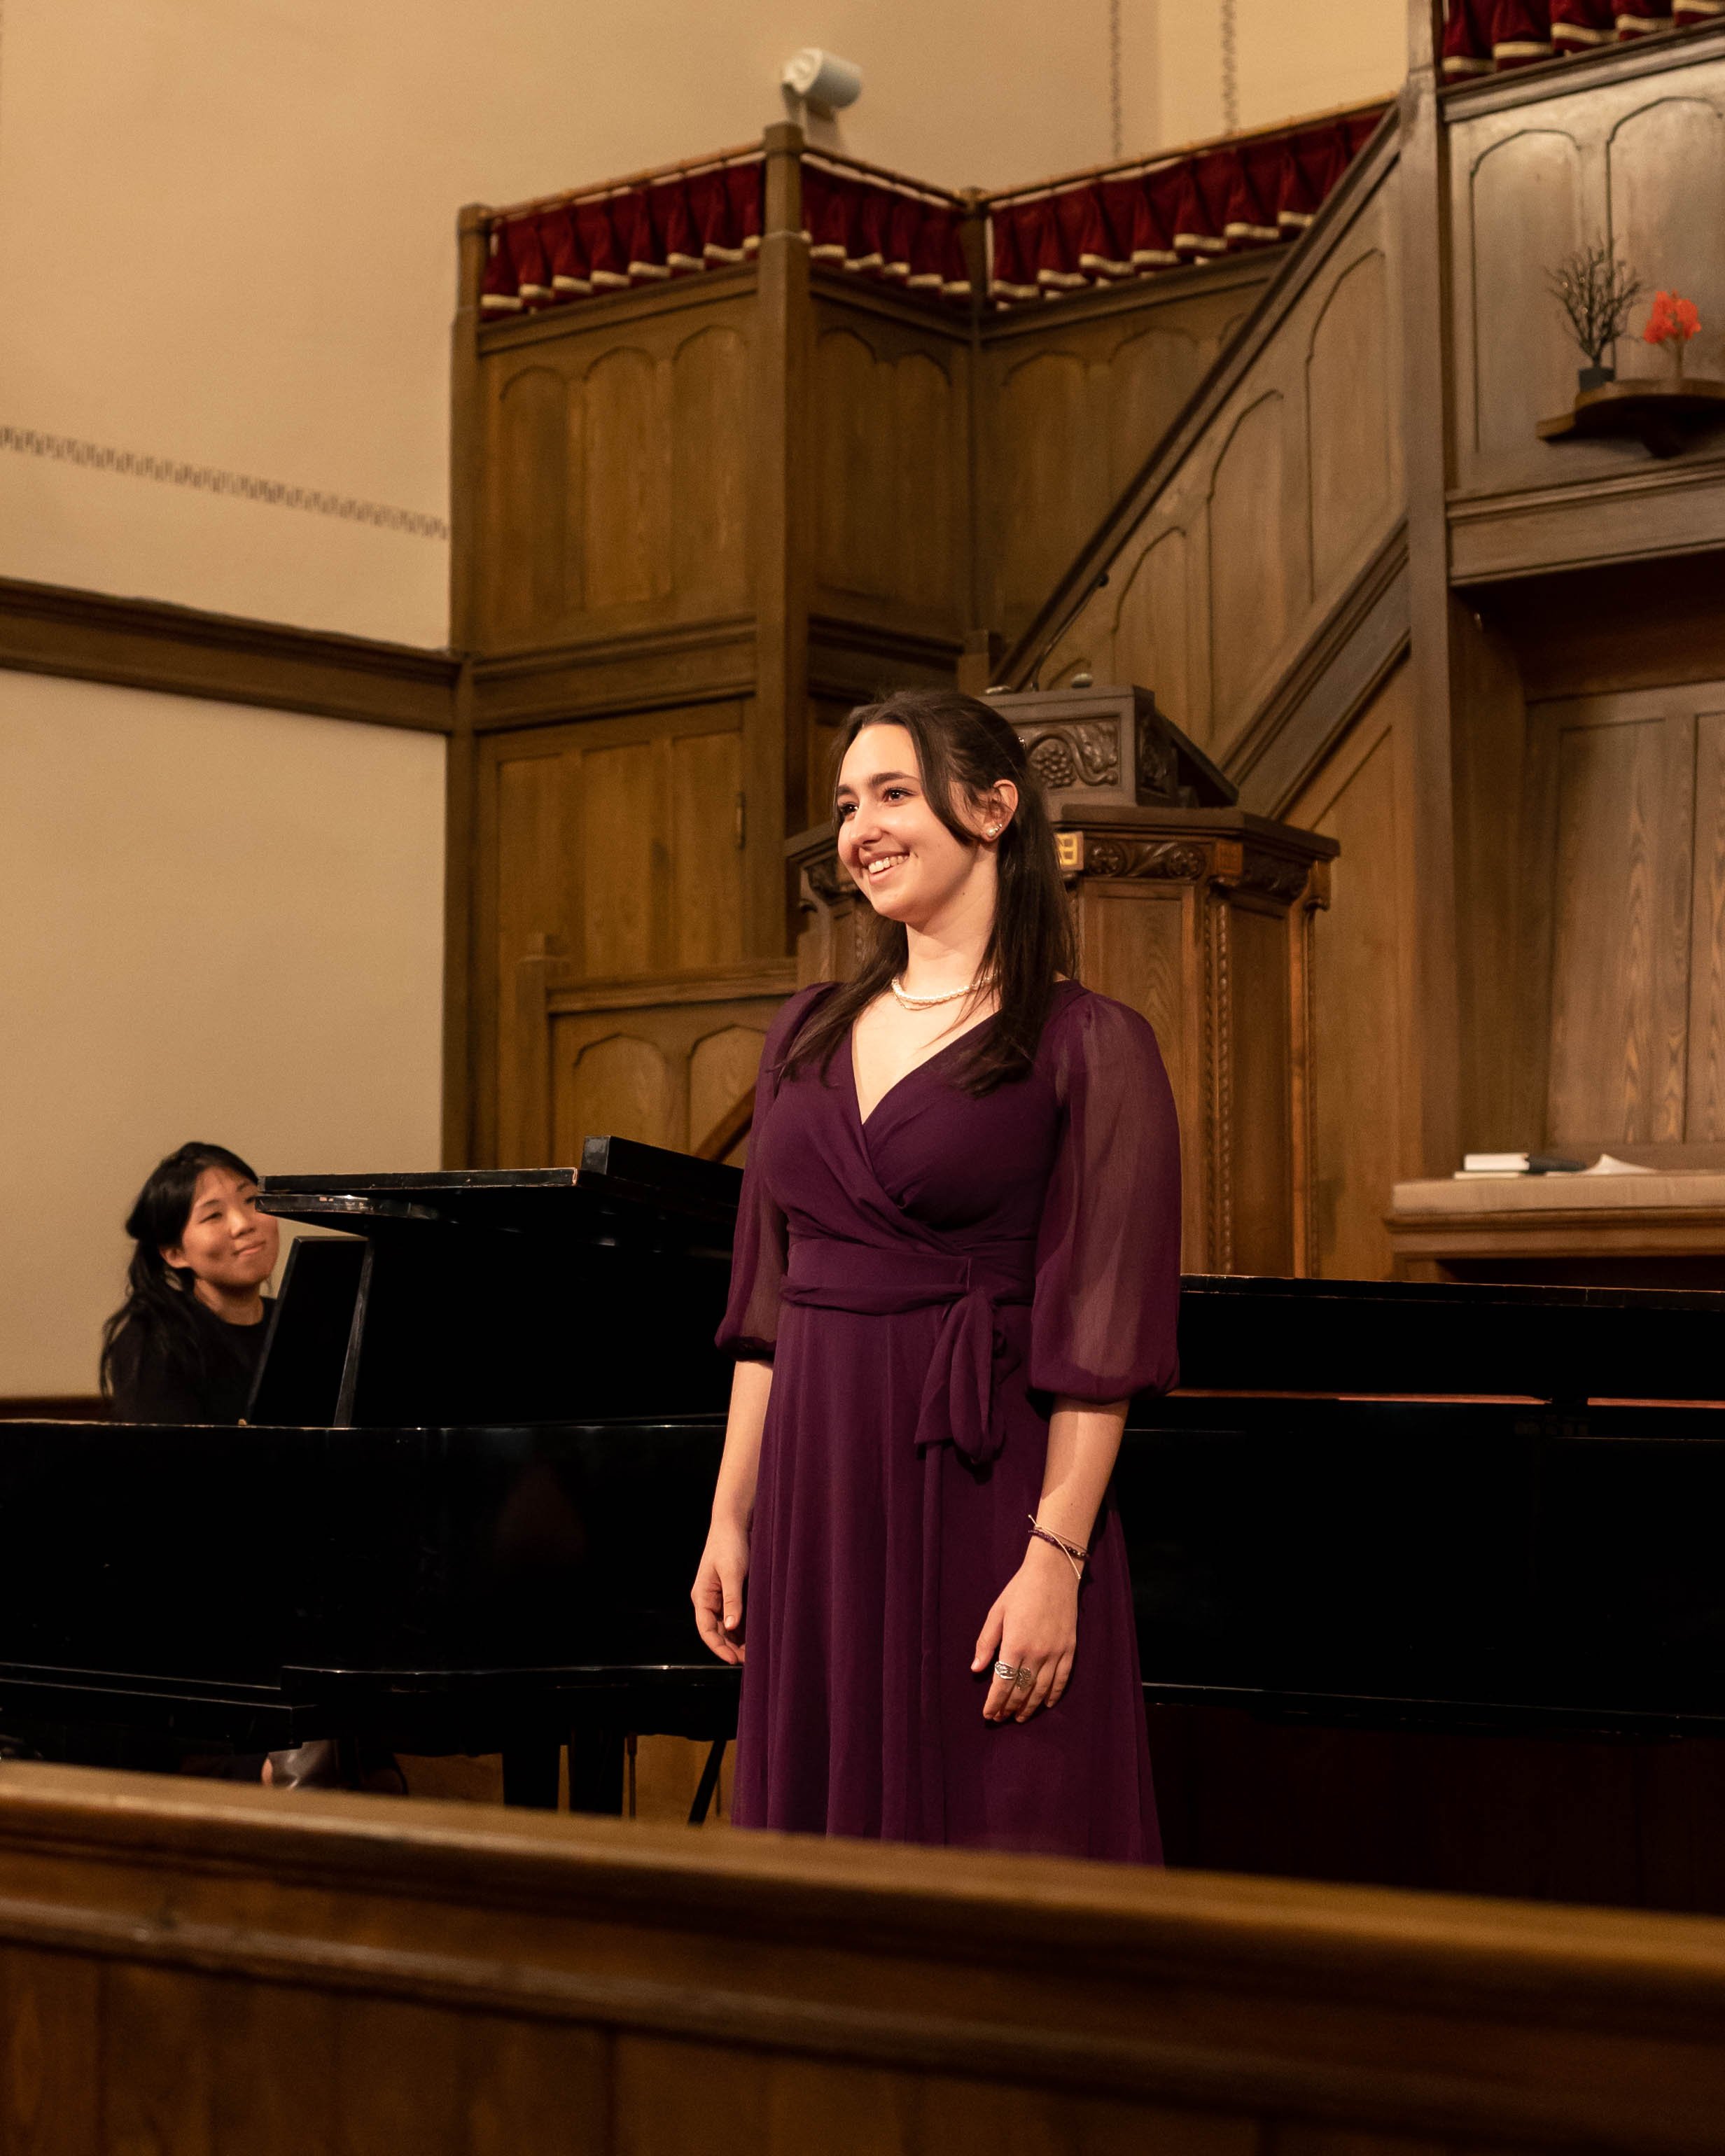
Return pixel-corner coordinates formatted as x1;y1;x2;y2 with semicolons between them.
0;426;449;541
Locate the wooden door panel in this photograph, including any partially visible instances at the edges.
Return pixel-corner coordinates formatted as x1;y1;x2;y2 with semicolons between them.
1546;706;1692;1147
1686;706;1725;1140
580;738;667;978
671;729;744;972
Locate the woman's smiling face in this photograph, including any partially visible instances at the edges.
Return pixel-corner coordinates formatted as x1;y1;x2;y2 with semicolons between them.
162;1165;279;1298
835;722;989;929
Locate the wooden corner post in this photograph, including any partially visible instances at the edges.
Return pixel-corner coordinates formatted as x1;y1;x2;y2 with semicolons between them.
1398;4;1465;1180
750;125;810;961
442;206;490;1166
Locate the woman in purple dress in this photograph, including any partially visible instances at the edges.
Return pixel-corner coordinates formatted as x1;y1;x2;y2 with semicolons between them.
691;687;1180;1861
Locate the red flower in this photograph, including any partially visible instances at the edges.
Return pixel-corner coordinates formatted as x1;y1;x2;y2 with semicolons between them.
1644;289;1701;345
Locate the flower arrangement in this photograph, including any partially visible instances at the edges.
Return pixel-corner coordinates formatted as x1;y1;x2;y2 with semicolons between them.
1643;290;1702;377
1547;237;1642;390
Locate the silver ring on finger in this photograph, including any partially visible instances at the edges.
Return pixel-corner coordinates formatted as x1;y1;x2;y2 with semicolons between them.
1012;1665;1035;1692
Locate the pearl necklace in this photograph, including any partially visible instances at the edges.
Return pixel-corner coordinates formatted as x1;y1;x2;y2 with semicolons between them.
889;976;983;1011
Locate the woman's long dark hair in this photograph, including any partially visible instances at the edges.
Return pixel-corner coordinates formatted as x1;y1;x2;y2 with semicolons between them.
783;687;1077;1094
99;1142;262;1400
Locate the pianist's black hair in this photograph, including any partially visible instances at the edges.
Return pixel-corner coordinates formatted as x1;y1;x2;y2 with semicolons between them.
99;1142;263;1403
781;687;1077;1096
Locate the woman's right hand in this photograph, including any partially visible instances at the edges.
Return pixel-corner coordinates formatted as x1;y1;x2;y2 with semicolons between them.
692;1518;750;1664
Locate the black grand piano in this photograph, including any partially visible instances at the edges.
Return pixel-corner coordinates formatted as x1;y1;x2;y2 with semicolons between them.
5;1140;1725;1905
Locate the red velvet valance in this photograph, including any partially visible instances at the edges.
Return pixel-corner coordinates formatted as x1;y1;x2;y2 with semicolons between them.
801;163;971;302
1441;0;1714;77
478;110;1386;326
989;111;1381;307
480;160;764;318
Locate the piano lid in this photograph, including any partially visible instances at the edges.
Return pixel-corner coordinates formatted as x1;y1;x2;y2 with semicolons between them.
257;1137;741;1245
249;1137;741;1427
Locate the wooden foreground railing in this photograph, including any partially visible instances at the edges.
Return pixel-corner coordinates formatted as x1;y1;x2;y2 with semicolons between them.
2;1763;1725;2151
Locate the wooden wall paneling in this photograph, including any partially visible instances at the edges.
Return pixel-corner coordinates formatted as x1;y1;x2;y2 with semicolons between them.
1490;550;1725;703
1445;48;1725;561
813;327;879;600
1222;897;1297;1275
508;933;561;1167
1509;675;1563;1154
1398;64;1464;1182
1608;92;1725;386
581;736;672;977
449;204;490;658
749;125;809;962
480;704;749;1164
1467;129;1587;473
554;1031;676;1161
583;349;673;613
0;1942;99;2155
1075;883;1204;1266
1448;609;1531;1153
484;739;569;1166
1543;689;1696;1148
1110;528;1192;736
991;349;1099;643
1685;701;1725;1138
1290;664;1419;1279
1229;526;1410;818
473;284;757;657
1305;250;1396;596
444;659;480;1166
688;1022;772;1154
998;134;1404;710
806;298;968;639
492;365;572;643
670;727;746;971
1023;176;1406;781
670;325;752;610
548;987;786;1158
975;267;1275;654
1207;392;1296;745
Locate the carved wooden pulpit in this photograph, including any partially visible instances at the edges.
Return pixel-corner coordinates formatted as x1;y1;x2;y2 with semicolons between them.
787;685;1336;1275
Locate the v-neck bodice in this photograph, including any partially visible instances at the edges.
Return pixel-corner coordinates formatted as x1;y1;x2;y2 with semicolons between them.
848;1009;998;1132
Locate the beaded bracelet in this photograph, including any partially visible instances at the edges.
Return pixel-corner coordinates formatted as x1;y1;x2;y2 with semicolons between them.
1027;1516;1088;1583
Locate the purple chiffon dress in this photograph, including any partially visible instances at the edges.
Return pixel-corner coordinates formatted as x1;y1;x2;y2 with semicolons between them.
717;979;1180;1861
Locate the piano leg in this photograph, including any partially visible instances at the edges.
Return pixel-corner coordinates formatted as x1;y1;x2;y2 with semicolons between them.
566;1730;625;1816
688;1738;727;1826
501;1744;561;1809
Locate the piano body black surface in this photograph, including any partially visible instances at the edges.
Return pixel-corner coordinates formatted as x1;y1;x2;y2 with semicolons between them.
7;1142;1725;1902
0;1140;741;1805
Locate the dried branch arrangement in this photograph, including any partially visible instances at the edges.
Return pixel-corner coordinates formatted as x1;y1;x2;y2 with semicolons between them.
1547;237;1642;370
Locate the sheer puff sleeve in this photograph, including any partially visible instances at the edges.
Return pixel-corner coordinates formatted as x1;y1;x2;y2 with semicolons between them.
714;983;832;1364
1030;990;1182;1402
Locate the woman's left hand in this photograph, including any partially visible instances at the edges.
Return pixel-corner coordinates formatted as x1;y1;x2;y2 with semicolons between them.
971;1539;1080;1722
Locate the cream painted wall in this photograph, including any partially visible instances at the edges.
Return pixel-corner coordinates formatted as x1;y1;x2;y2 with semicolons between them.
0;674;445;1395
0;0;1404;650
1159;0;1406;146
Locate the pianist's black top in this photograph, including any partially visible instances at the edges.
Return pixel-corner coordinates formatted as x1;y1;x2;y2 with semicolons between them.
107;1296;274;1424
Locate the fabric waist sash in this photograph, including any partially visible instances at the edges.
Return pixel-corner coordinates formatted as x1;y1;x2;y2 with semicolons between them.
780;1239;1034;1466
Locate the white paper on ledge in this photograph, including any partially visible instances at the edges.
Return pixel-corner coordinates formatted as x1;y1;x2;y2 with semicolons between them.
1581;1154;1657;1175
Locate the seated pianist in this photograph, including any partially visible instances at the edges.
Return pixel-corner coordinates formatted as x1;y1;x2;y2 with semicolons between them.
101;1142;279;1424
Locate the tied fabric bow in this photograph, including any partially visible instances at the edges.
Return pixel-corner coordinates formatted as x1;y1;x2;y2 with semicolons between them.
779;1240;1033;1465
